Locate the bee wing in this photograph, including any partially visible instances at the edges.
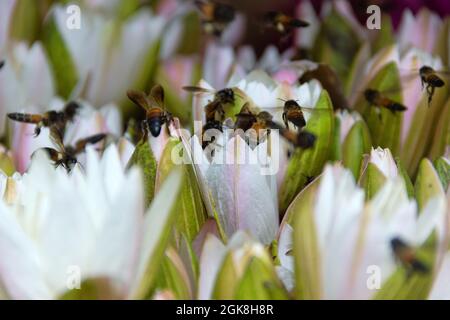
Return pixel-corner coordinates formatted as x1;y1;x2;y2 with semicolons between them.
182;86;215;95
74;133;107;154
127;90;151;110
260;105;333;115
49;127;66;153
148;84;165;108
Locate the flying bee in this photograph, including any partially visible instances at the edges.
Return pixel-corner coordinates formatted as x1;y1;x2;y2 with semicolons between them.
364;89;407;116
390;237;429;277
183;85;242;122
234;103;257;132
194;0;235;37
263;11;309;36
127;84;172;138
7;101;81;137
38;127;106;172
419;65;446;106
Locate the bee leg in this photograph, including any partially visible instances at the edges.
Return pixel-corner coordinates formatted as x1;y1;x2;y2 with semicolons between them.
282;113;289;129
34;124;42;137
426;85;434;106
141;120;149;140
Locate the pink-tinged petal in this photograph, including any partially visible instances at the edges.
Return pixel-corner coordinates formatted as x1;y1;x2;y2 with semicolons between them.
203;43;235;89
398;9;442;53
163;56;196;99
192;219;220;258
197;234;226;300
273;69;299;85
204;137;278;244
220;13;246;46
295;0;320;49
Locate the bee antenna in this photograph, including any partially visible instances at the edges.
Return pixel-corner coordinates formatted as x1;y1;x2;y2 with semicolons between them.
277;98;287;102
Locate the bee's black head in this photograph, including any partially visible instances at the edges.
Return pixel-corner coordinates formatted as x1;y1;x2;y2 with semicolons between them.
364;89;378;102
214;3;235;23
285;100;300;109
0;60;4;70
63;155;78;172
297;131;316;149
390;237;406;250
64;101;81;119
147;118;162;137
217;88;234;104
419;65;433;75
203;120;223;132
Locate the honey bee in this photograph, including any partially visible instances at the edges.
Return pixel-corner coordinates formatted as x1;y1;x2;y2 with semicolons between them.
183;86;239;122
390;237;429;277
263;11;309;36
194;0;236;37
419;65;446;106
202;119;223;149
0;60;4;70
234;103;257;132
236;107;316;149
364;89;407;115
7;101;81;137
39;127;106;172
127;84;172;138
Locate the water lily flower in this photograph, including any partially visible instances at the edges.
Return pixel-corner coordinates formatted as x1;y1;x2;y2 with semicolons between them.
0;144;183;299
50;4;166;106
198;232;286;299
278;164;448;299
187;134;279;245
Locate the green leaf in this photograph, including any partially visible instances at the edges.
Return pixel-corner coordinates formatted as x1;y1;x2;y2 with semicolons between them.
415;159;444;211
372;15;395;54
234;257;289;300
212;252;238;299
342;120;372;179
354;62;402;155
157;138;208;244
434;157;450;191
42;9;79;99
374;234;437;299
401;82;448;176
329;115;342;161
0;151;15;177
279;90;334;212
59;278;121;300
428;97;450;161
360;163;387;200
396;158;415;199
290;180;322;299
9;0;40;44
154;247;193;300
132;168;184;299
122;40;162;118
126;139;157;208
312;7;361;83
433;17;449;66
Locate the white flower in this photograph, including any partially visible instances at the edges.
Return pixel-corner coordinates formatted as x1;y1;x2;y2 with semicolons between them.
189;135;278;245
53;5;165;106
367;147;398;179
0;144;182;299
278;164;448;299
335;110;362;143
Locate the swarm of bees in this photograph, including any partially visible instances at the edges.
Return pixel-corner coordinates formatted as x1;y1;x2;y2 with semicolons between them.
391;237;429;278
193;0;310;38
7;102;107;172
